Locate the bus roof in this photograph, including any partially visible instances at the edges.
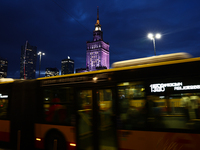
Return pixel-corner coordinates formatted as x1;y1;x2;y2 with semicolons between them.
111;52;192;68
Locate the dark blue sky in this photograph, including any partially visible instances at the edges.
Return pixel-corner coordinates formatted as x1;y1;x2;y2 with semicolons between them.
1;0;200;78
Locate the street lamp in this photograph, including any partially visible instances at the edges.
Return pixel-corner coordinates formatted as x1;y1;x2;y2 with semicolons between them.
147;33;161;56
38;51;45;78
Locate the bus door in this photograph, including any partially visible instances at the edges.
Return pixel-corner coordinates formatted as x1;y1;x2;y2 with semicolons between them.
77;89;93;150
76;88;117;150
96;88;117;150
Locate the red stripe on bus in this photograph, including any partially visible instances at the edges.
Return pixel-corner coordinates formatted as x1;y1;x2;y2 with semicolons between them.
0;131;9;142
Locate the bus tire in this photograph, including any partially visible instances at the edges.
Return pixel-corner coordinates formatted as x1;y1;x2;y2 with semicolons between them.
44;130;67;150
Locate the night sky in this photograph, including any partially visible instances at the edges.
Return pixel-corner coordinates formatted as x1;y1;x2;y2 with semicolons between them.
1;0;200;78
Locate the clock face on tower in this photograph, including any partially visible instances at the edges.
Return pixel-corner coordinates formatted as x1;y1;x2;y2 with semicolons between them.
95;27;101;31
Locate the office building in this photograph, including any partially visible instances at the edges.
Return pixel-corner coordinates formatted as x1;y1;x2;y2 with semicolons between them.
61;57;74;75
0;58;8;78
20;41;37;79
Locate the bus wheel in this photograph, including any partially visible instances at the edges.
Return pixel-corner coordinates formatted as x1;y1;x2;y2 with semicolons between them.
44;130;67;150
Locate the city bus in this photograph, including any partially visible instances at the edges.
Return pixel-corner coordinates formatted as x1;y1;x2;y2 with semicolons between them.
1;52;200;150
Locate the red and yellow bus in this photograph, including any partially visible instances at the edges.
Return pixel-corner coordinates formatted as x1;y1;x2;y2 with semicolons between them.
1;52;200;150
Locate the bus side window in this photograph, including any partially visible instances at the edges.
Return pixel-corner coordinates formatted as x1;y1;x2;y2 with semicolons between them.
146;93;200;130
144;95;164;128
117;82;145;130
0;93;9;119
178;93;200;129
43;87;74;125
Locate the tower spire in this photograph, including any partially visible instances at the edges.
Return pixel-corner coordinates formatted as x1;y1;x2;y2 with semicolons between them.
95;6;101;31
96;6;99;24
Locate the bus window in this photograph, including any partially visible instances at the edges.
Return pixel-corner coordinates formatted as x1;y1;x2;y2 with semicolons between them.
98;89;113;129
78;90;92;110
168;93;200;129
144;95;166;129
43;87;74;125
117;82;145;130
98;89;112;112
77;90;92;133
97;88;117;150
145;93;200;130
77;90;93;150
0;92;9;119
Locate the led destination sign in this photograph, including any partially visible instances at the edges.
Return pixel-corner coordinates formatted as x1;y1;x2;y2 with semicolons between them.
150;82;200;92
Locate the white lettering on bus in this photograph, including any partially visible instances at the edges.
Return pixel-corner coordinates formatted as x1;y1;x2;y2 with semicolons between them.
150;82;182;92
174;85;200;90
151;82;200;92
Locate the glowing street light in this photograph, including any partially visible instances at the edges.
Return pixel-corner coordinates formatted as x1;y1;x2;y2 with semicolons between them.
147;33;161;56
38;51;45;78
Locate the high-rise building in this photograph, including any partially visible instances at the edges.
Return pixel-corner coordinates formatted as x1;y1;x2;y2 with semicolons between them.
45;68;59;77
0;58;8;78
61;56;74;75
86;7;110;71
20;41;37;79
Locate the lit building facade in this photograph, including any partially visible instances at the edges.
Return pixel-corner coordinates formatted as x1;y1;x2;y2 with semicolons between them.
61;57;74;75
0;58;8;78
20;41;37;79
45;68;59;77
86;8;110;71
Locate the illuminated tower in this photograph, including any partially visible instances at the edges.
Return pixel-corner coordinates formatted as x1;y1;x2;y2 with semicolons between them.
86;7;109;71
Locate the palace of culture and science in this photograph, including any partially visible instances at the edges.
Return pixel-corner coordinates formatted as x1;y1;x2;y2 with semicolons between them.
76;8;110;73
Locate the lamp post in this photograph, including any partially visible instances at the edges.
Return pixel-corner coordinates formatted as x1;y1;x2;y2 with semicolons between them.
147;33;161;56
38;51;45;78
